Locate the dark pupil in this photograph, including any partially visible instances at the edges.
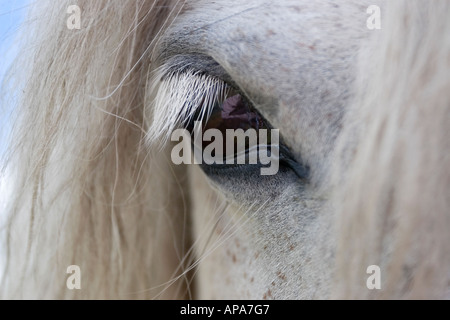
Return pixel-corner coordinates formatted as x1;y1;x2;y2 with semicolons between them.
186;92;271;160
204;94;266;133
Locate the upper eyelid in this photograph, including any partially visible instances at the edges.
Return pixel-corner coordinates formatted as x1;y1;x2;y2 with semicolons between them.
158;54;235;85
149;51;262;145
147;62;228;145
151;55;272;139
159;53;260;110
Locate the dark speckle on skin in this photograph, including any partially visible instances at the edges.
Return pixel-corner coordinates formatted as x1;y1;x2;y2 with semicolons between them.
288;5;303;13
263;289;273;300
321;90;331;99
266;29;276;37
277;271;287;281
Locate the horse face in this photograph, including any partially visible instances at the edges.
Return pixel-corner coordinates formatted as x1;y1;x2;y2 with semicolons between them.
153;0;377;299
4;0;449;300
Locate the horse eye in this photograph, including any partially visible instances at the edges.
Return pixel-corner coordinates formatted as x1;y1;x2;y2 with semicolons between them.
203;92;268;133
186;87;272;163
183;84;309;179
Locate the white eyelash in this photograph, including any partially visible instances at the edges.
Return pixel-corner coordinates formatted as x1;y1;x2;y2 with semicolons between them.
146;66;229;146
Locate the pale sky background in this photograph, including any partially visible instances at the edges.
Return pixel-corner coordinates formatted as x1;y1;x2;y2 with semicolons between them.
0;0;29;204
1;0;29;159
0;0;29;250
0;0;30;279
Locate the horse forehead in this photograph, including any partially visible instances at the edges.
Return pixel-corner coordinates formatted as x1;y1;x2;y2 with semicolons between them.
167;0;368;94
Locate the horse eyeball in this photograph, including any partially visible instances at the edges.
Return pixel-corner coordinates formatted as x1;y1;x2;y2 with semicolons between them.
204;93;267;133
